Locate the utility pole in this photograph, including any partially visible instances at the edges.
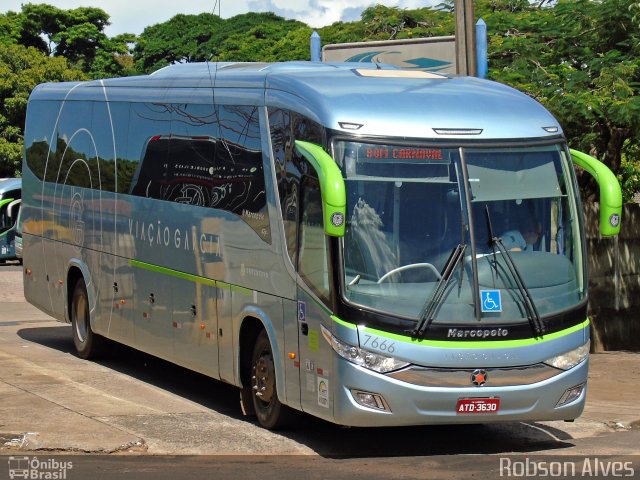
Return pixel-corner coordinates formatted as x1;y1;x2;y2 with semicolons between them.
454;0;477;76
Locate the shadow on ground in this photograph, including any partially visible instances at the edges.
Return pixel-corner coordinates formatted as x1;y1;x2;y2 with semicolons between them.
18;325;578;458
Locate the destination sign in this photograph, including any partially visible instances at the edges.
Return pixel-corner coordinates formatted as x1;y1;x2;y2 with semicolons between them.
365;147;444;161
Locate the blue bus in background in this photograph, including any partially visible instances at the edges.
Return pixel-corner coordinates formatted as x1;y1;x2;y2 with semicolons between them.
22;62;621;429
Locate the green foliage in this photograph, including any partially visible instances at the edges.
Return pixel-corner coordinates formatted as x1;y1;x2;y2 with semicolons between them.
133;7;455;68
0;4;134;79
134;12;308;71
89;33;137;78
485;0;640;201
619;141;640;203
316;21;365;45
215;14;308;62
270;27;316;61
0;11;22;44
133;13;222;72
0;43;85;177
18;3;111;60
359;5;453;40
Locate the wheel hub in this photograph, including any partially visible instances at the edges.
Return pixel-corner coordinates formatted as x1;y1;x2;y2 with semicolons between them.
253;353;275;403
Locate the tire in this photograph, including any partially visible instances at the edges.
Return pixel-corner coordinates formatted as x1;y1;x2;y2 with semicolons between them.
71;278;104;359
251;329;296;430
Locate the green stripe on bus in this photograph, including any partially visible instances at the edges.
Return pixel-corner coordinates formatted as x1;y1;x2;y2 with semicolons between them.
331;315;357;330
216;280;252;297
130;259;216;286
129;259;251;295
331;316;590;349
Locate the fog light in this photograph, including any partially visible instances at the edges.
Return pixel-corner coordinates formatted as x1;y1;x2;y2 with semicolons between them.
351;389;390;412
557;384;585;407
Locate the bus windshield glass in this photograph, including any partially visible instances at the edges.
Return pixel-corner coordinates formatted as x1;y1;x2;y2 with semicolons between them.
333;140;585;329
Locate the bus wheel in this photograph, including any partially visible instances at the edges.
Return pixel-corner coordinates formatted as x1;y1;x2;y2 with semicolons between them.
251;329;295;429
71;278;103;359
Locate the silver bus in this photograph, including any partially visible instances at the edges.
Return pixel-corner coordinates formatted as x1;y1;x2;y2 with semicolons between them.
22;62;621;429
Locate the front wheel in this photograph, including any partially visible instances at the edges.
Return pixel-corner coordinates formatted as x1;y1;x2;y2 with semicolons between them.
71;278;104;359
251;330;295;429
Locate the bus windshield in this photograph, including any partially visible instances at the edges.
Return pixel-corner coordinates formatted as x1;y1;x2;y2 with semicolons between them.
334;140;585;329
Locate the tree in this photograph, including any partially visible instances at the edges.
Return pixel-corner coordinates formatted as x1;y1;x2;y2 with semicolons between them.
620;141;640;202
0;11;22;45
359;5;452;40
484;0;640;200
19;4;110;63
89;33;137;78
134;12;307;72
133;13;222;72
0;44;85;177
1;4;135;79
216;14;308;62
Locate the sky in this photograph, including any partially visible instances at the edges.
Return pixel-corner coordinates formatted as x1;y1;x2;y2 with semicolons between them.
1;0;437;36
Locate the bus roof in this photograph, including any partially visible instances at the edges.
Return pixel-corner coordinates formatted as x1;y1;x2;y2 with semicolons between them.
28;62;562;141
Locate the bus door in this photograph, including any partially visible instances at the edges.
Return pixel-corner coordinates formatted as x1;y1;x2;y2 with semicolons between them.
287;140;347;416
296;181;332;416
295;160;336;418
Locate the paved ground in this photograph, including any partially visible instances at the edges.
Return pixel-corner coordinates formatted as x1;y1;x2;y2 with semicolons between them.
0;265;639;462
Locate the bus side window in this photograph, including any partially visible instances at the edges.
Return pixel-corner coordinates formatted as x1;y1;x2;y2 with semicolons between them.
269;107;299;265
128;103;172;197
269;108;328;266
24;100;61;182
214;105;270;242
298;171;330;304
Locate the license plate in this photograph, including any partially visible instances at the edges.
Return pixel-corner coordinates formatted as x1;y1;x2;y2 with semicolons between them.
456;397;500;414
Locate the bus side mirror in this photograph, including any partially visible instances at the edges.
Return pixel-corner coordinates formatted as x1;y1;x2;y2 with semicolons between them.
570;149;622;237
294;140;346;237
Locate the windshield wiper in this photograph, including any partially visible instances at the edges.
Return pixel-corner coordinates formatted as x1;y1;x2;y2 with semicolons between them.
484;207;546;337
411;244;466;337
484;205;499;276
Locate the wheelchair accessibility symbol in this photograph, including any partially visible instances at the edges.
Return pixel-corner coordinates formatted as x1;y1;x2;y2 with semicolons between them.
298;301;306;322
481;290;502;313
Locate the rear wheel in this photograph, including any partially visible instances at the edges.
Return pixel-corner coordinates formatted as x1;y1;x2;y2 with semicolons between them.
71;278;104;359
251;329;295;429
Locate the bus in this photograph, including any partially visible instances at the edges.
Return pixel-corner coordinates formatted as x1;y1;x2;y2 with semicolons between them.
0;178;22;263
22;62;622;429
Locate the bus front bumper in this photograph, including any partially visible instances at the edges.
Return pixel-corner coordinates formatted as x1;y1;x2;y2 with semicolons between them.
332;358;588;427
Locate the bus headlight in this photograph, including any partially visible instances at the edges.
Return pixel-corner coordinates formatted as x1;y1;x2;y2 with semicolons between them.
321;325;410;373
543;340;590;370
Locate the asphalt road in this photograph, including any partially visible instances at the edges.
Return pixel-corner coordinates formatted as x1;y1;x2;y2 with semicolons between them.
1;265;639;479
